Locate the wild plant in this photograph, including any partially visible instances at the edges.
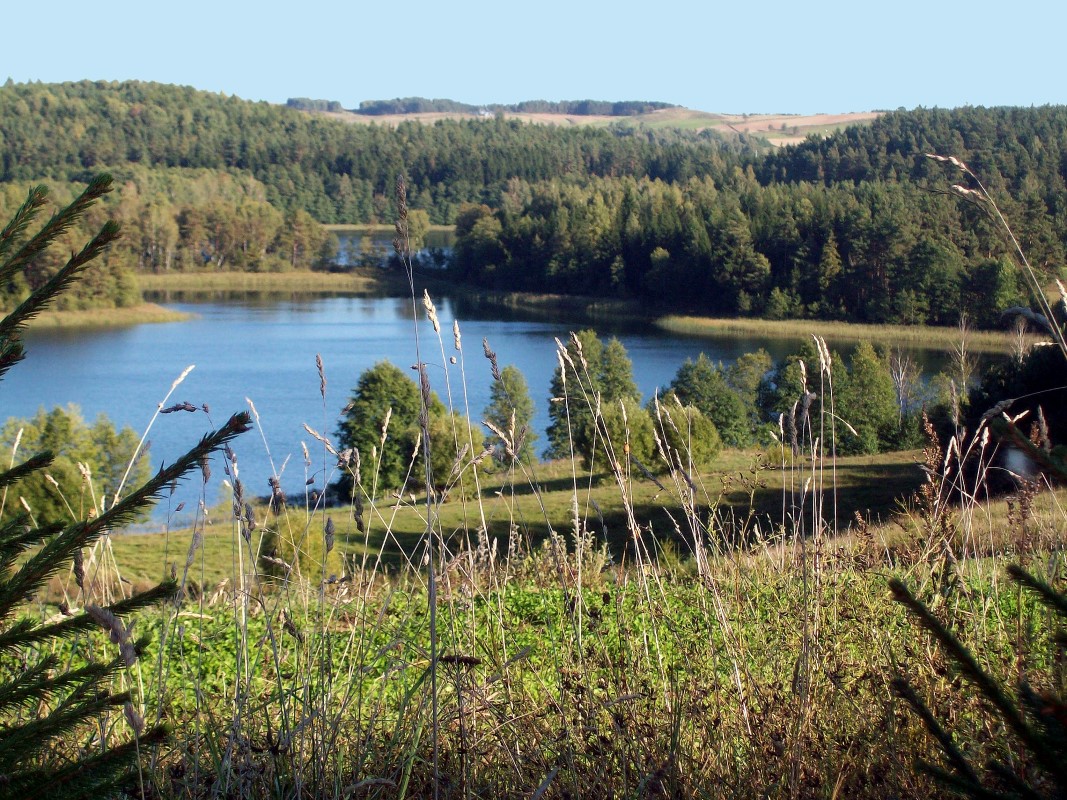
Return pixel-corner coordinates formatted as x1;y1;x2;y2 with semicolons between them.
0;177;250;800
882;157;1067;798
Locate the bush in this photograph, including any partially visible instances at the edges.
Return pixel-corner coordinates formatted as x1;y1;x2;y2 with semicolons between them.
652;398;723;471
0;405;150;525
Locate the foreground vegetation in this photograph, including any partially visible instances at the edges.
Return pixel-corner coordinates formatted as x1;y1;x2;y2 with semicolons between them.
33;398;1067;799
6;154;1067;799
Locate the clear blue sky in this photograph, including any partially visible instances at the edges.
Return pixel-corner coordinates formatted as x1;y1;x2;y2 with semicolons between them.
5;0;1063;114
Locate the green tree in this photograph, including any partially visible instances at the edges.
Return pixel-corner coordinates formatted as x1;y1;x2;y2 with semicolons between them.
652;399;722;471
425;410;484;498
574;395;655;472
483;364;537;464
334;361;443;497
406;208;431;251
0;177;250;799
670;353;751;448
545;330;641;461
837;341;898;454
726;348;773;431
599;338;640;402
759;339;847;451
0;407;150;526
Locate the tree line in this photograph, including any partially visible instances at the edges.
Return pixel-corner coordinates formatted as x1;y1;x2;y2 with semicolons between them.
0;169;333;310
5;81;1067;329
332;329;959;500
450;172;1027;326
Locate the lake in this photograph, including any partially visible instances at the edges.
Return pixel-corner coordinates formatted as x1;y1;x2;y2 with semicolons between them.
7;293;966;529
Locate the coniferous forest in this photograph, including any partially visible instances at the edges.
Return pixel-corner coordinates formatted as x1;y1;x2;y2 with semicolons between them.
2;79;1065;324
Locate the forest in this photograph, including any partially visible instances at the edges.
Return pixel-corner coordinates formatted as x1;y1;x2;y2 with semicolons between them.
2;80;1065;327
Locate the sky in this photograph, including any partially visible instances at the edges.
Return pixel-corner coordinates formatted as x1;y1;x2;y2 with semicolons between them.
4;0;1064;114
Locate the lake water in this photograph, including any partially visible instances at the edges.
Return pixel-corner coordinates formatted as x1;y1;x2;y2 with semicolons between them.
5;293;965;528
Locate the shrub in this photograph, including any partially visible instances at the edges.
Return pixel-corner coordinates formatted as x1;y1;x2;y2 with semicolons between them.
0;405;150;526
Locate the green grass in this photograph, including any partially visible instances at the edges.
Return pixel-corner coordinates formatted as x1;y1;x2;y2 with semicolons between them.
99;448;922;595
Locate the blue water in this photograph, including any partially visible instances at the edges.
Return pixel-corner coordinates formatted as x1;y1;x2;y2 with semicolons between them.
4;294;963;528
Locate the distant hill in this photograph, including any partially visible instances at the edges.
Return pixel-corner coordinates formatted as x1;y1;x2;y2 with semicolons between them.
300;97;881;148
350;97;678;116
0;81;757;224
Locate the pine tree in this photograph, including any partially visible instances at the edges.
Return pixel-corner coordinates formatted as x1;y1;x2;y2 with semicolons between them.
0;177;250;800
483;364;537;465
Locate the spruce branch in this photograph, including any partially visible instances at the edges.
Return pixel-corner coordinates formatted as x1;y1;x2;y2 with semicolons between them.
0;174;114;285
890;578;1067;788
1007;564;1067;617
0;185;48;266
0;218;122;345
0;580;177;655
0;452;54;490
0;413;250;616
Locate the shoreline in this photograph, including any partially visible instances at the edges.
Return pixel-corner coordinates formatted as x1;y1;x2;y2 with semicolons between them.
27;302;192;329
656;314;1030;354
65;270;1034;355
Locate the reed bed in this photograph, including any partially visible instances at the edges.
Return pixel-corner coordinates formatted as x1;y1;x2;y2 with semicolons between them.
657;314;1035;354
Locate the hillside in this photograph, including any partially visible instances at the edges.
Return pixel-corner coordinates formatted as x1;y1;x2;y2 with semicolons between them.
2;81;1065;329
318;105;882;148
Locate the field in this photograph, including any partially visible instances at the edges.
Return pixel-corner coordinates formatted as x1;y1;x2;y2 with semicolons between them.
94;448;922;594
320;107;882;147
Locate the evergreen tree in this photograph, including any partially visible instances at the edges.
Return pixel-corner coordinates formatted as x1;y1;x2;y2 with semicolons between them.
726;348;773;431
544;330;640;462
837;341;898;454
334;360;444;497
0;177;250;799
483;364;537;464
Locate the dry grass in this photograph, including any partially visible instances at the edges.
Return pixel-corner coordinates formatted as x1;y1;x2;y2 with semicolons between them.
27;302;191;328
137;267;410;294
658;313;1036;354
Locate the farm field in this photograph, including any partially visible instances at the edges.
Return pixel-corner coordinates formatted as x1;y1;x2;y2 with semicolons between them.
321;106;882;146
